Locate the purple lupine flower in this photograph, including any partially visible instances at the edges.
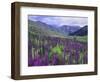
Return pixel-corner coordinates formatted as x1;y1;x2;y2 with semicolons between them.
83;52;88;64
75;50;80;64
68;51;73;64
51;54;59;65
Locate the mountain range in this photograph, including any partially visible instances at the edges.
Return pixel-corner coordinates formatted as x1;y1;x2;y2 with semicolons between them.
28;20;88;37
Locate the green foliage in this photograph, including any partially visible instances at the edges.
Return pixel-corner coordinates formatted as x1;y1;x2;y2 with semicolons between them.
49;44;64;58
67;36;87;43
79;52;84;64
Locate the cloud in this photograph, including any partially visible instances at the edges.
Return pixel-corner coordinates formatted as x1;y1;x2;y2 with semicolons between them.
28;15;88;27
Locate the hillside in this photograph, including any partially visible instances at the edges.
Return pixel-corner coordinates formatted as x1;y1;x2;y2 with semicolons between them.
28;20;81;37
69;25;88;36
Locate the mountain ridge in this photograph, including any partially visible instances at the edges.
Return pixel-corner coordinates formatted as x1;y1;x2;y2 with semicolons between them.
28;20;87;37
69;25;88;36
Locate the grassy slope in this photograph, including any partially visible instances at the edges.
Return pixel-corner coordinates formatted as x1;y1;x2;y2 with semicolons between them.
67;36;87;43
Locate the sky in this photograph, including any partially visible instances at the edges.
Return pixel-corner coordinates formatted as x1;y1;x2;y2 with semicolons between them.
28;15;88;27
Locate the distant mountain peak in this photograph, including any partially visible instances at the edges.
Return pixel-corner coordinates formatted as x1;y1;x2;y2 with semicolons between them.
69;25;88;36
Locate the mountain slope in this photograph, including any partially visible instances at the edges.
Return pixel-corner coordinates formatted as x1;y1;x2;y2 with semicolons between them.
28;20;84;37
59;25;80;36
28;20;65;37
69;25;88;36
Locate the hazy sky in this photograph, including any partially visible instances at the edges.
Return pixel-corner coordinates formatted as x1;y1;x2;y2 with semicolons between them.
28;15;88;27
